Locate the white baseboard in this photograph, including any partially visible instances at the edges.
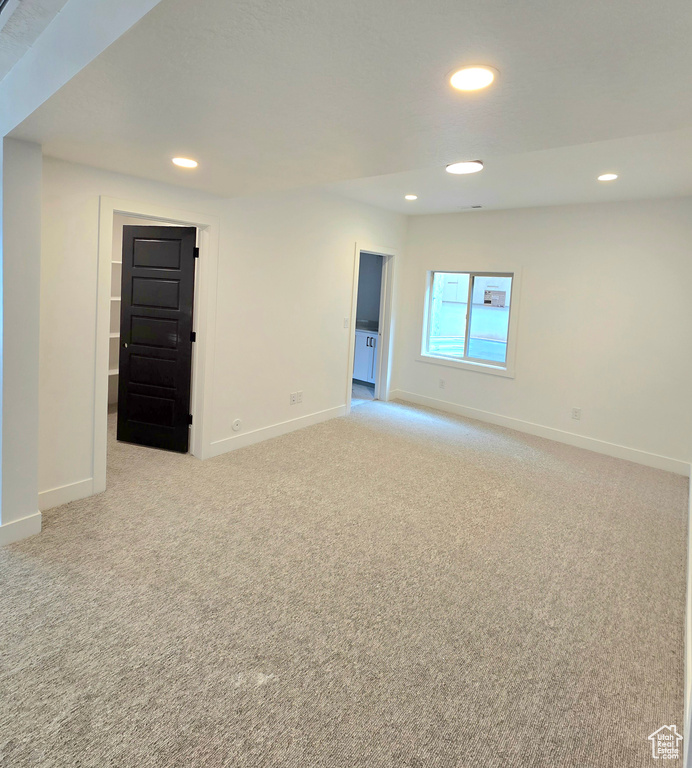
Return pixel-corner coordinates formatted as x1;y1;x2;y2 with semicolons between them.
390;389;690;476
0;511;42;546
39;478;94;511
208;405;346;459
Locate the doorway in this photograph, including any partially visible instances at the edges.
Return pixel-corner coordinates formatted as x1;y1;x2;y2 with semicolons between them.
94;197;220;496
346;245;395;412
352;252;382;406
110;219;197;453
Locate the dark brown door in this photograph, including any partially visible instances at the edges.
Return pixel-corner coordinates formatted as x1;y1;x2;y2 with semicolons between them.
117;225;196;453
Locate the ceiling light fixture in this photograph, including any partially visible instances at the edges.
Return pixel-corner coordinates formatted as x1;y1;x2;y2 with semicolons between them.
449;66;497;91
446;160;484;175
172;157;198;168
597;173;618;181
405;194;418;201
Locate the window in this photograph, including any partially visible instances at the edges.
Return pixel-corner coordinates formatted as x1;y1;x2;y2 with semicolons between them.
422;271;514;372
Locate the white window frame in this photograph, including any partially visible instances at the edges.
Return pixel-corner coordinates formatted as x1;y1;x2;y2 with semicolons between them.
418;269;520;378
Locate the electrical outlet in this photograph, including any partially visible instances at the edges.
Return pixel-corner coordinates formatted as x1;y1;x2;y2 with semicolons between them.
571;407;582;420
296;391;303;404
232;419;242;432
439;378;446;389
290;392;297;405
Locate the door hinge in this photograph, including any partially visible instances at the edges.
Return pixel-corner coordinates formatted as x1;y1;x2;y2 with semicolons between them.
190;331;196;342
194;247;199;258
188;414;193;425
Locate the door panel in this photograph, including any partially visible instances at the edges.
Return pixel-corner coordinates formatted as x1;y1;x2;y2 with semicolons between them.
131;277;180;308
129;355;177;387
353;332;371;381
117;226;196;453
133;238;181;269
130;316;179;348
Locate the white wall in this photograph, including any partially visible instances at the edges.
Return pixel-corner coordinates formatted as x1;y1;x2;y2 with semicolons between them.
0;138;43;544
393;198;692;471
207;189;404;447
40;157;405;502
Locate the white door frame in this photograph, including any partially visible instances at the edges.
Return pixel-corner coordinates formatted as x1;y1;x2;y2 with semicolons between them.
345;243;396;415
94;196;220;492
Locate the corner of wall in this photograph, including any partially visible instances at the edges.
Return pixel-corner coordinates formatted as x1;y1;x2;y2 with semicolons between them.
38;477;94;512
0;511;41;546
208;405;346;459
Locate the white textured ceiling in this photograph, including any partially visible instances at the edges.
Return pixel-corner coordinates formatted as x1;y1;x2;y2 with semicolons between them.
10;0;692;208
327;129;692;213
0;0;70;80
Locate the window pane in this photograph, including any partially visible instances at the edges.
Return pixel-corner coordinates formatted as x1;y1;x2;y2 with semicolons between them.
427;272;470;359
467;276;512;363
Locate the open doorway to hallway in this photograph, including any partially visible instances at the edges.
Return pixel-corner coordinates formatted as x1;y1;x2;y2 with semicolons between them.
351;252;382;407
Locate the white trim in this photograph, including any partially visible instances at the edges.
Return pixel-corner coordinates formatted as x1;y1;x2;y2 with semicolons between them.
208;405;346;458
390;389;690;476
345;243;397;416
38;478;94;512
416;353;515;378
95;197;220;494
0;512;42;546
345;244;360;414
377;251;395;402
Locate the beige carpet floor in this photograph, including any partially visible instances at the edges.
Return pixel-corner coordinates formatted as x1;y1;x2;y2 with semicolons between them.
0;401;687;767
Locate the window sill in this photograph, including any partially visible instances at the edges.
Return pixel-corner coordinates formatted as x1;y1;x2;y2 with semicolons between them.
416;354;515;379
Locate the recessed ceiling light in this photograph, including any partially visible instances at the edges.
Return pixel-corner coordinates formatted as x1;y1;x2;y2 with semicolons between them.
449;66;497;91
446;160;484;175
404;194;418;201
598;173;618;181
172;157;198;168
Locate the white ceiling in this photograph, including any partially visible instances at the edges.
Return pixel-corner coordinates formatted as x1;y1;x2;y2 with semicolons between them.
9;0;692;210
327;129;692;213
0;0;70;80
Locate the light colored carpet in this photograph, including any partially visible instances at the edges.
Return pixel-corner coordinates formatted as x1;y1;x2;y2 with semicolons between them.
0;401;686;767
